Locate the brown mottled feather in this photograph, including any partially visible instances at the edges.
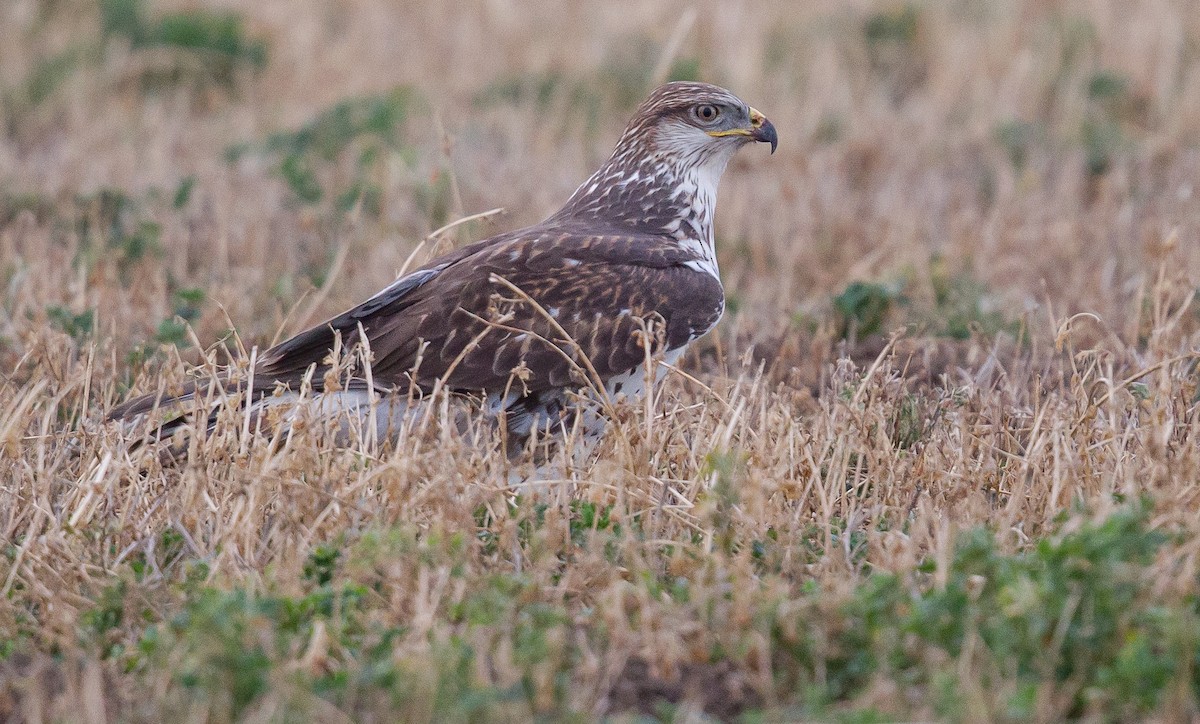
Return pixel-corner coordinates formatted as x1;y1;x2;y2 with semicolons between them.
110;81;774;439
257;227;723;396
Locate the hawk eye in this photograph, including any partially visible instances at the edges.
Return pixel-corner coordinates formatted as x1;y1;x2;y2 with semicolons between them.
692;104;721;124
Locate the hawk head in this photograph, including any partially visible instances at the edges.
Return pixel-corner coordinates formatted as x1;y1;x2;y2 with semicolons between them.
627;81;778;159
555;82;777;235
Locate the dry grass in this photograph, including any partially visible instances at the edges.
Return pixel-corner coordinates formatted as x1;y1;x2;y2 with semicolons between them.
2;0;1200;720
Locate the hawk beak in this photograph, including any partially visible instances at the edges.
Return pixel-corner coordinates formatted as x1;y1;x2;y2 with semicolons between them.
707;107;778;154
748;107;778;154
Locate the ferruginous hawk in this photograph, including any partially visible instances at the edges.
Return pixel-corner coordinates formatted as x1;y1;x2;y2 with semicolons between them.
111;81;778;453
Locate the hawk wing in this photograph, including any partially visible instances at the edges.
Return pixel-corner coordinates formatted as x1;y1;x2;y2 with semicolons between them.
256;223;724;398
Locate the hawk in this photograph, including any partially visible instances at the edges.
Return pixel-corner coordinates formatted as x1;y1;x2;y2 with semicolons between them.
111;82;777;453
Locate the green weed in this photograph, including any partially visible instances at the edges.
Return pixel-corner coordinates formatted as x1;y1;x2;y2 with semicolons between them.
100;0;266;90
46;305;95;340
232;88;419;214
832;280;904;340
994;119;1041;170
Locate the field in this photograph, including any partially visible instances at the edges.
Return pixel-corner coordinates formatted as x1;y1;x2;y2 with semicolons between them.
2;0;1200;720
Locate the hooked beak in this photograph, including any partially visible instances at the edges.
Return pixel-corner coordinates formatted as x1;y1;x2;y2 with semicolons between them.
748;107;778;154
706;106;778;154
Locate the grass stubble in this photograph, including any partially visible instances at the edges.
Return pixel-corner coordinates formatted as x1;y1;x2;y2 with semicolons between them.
1;0;1200;720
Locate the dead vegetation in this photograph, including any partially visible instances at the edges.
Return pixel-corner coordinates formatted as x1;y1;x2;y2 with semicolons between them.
1;0;1200;720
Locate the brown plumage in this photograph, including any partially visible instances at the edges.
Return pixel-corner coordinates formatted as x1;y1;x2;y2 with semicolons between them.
111;81;777;446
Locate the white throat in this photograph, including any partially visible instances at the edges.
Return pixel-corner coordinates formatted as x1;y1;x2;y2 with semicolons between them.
658;147;735;279
553;138;737;268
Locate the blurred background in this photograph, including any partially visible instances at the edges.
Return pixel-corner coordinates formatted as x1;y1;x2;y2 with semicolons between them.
2;0;1199;383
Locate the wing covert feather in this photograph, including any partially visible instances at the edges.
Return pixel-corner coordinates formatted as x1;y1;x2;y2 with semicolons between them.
256;228;724;396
